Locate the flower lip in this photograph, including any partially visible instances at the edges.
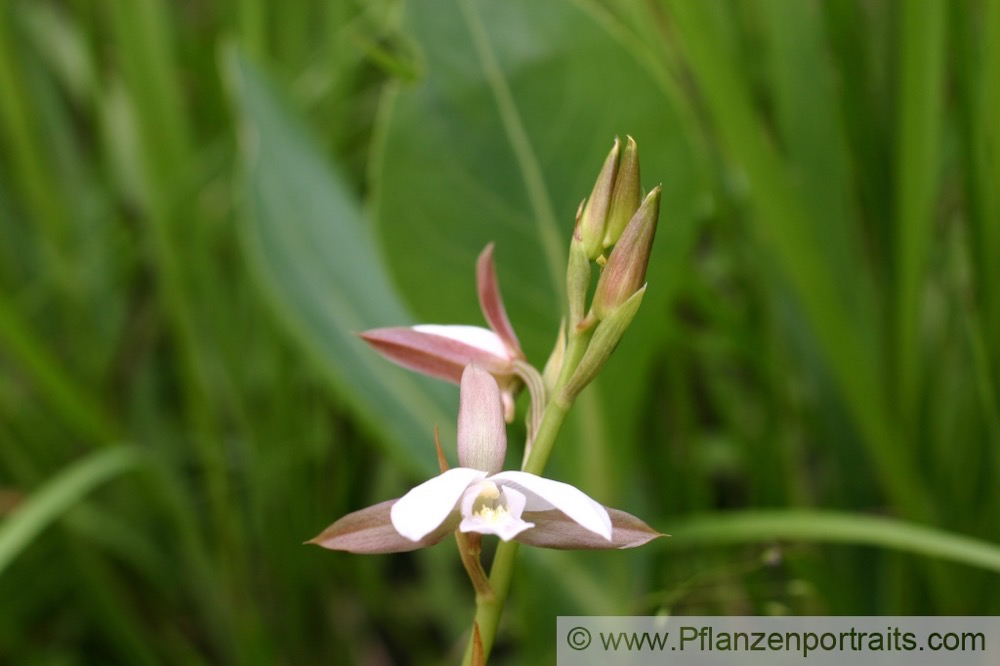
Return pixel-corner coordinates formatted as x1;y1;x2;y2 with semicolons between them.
458;481;535;541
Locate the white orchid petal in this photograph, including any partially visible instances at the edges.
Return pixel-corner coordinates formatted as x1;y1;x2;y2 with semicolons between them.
390;468;487;541
491;471;612;540
459;514;535;541
413;325;513;360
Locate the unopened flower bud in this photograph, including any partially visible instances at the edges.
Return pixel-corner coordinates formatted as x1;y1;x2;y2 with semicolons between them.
560;286;646;402
591;186;660;321
603;135;641;248
579;138;620;260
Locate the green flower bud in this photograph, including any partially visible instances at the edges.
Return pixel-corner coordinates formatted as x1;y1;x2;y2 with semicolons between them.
591;186;660;321
579;138;620;260
603;135;641;248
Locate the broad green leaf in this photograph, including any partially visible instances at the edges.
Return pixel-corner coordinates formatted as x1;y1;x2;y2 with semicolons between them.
371;0;710;489
226;53;453;475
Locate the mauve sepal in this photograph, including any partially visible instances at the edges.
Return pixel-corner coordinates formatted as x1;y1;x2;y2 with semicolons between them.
476;243;524;358
307;500;458;554
359;325;514;384
515;507;664;550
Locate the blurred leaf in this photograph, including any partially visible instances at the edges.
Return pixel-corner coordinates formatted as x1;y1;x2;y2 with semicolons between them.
0;447;142;578
893;0;947;422
757;0;874;316
226;52;453;475
669;509;1000;575
665;0;929;521
370;0;709;490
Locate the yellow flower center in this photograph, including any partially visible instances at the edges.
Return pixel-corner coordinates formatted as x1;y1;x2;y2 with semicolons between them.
470;482;508;523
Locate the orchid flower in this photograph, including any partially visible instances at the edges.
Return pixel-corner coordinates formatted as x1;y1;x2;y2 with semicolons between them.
360;244;527;421
310;365;661;553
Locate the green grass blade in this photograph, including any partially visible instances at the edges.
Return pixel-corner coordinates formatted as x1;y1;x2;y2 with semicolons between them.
977;0;1000;342
822;0;893;254
0;5;68;253
665;1;928;521
669;509;1000;576
0;293;119;444
894;0;947;425
456;0;565;296
0;447;143;577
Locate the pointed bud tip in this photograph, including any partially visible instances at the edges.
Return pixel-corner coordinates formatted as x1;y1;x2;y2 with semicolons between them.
602;136;644;247
580;138;622;259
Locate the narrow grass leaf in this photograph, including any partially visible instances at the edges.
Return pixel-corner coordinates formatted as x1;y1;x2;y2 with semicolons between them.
894;0;947;424
668;510;1000;576
0;447;143;577
666;1;928;521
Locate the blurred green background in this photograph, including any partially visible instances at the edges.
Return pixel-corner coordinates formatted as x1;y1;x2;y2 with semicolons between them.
2;0;999;663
